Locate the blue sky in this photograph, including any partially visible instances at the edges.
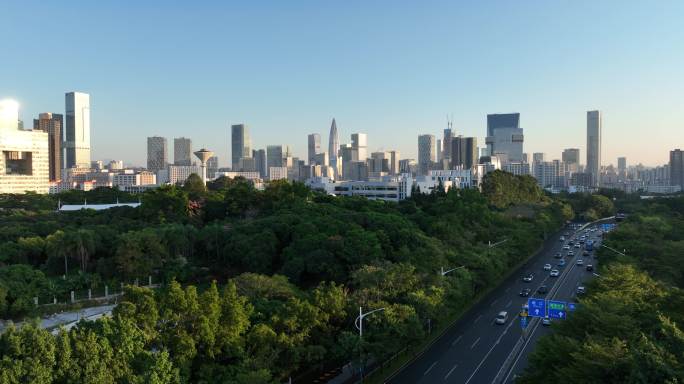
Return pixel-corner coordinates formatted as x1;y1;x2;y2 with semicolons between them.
2;0;682;167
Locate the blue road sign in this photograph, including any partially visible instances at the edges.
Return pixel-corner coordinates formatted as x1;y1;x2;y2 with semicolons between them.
601;223;616;232
548;300;567;319
527;298;546;318
520;316;528;329
567;303;577;312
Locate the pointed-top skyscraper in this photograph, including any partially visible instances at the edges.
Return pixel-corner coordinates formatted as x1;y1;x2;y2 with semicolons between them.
328;118;339;177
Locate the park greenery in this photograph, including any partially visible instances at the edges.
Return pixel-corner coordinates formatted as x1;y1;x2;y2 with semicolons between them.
520;195;684;383
0;170;578;383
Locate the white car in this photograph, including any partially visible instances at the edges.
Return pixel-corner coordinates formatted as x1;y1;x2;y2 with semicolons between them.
495;311;508;325
563;245;570;250
577;259;584;266
574;244;581;248
542;316;552;326
550;269;560;277
543;263;552;271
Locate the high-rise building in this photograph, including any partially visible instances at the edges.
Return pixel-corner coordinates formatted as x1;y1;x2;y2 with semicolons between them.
207;156;219;179
562;148;580;174
307;133;321;165
253;149;267;178
147;136;168;173
670;149;684;189
451;136;478;170
370;152;390;173
436;139;443;162
443;125;453;161
485;113;524;164
418;134;436;175
64;92;91;168
33;112;62;181
0;100;49;193
617;157;627;180
351;133;368;161
532;152;546;164
174;137;192;166
328;119;339;176
231;124;251;169
586;110;602;187
487;113;520;137
388;150;400;175
266;145;283;177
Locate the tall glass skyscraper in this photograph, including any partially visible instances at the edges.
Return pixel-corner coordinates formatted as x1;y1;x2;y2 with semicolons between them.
328;118;339;177
485;113;524;164
231;124;251;169
586;110;602;187
64;92;91;168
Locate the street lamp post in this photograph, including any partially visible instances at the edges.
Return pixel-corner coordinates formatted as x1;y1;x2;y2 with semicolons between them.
488;239;508;248
601;244;627;256
354;306;385;380
440;265;466;276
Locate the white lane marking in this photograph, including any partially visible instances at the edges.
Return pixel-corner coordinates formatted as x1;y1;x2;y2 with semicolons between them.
464;315;519;384
470;337;481;349
490;299;499;307
505;300;512;308
474;314;483;323
452;335;463;347
444;364;458;380
424;361;437;376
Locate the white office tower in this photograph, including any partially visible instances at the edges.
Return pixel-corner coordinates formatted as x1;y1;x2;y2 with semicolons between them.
586;110;602;187
64;92;91;168
418;134;436;175
351;133;368;161
328;118;339;177
0;100;49;193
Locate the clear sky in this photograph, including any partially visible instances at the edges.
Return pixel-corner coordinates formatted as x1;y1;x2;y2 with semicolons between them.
2;0;683;167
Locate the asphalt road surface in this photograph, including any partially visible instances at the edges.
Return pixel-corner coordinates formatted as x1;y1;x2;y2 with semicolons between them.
387;223;605;384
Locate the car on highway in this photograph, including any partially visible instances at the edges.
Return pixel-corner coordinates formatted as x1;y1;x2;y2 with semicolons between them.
550;269;560;277
537;285;549;294
495;311;508;325
559;236;565;242
576;286;586;295
562;245;570;250
523;272;534;282
586;264;594;272
577;259;584;266
555;252;563;259
583;250;590;257
574;243;581;248
543;263;552;271
567;251;574;257
542;316;551;326
558;258;566;267
519;288;531;297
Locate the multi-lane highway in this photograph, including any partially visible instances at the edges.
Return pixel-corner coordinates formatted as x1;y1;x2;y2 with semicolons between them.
387;222;605;384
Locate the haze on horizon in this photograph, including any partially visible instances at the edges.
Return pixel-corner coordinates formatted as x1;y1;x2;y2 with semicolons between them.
1;0;682;167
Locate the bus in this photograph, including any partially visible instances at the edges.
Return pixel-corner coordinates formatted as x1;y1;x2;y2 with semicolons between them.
586;239;594;251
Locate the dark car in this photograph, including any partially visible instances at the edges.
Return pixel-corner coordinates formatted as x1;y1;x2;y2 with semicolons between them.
583;251;590;257
537;285;549;294
554;252;563;259
586;264;594;272
519;288;531;297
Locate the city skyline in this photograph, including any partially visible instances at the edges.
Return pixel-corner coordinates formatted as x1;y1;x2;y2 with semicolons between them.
3;2;684;167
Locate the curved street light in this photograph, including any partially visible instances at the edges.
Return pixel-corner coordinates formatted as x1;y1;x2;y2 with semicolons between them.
440;265;466;276
354;306;386;337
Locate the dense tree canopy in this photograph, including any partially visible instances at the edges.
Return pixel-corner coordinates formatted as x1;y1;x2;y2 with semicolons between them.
0;176;572;382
